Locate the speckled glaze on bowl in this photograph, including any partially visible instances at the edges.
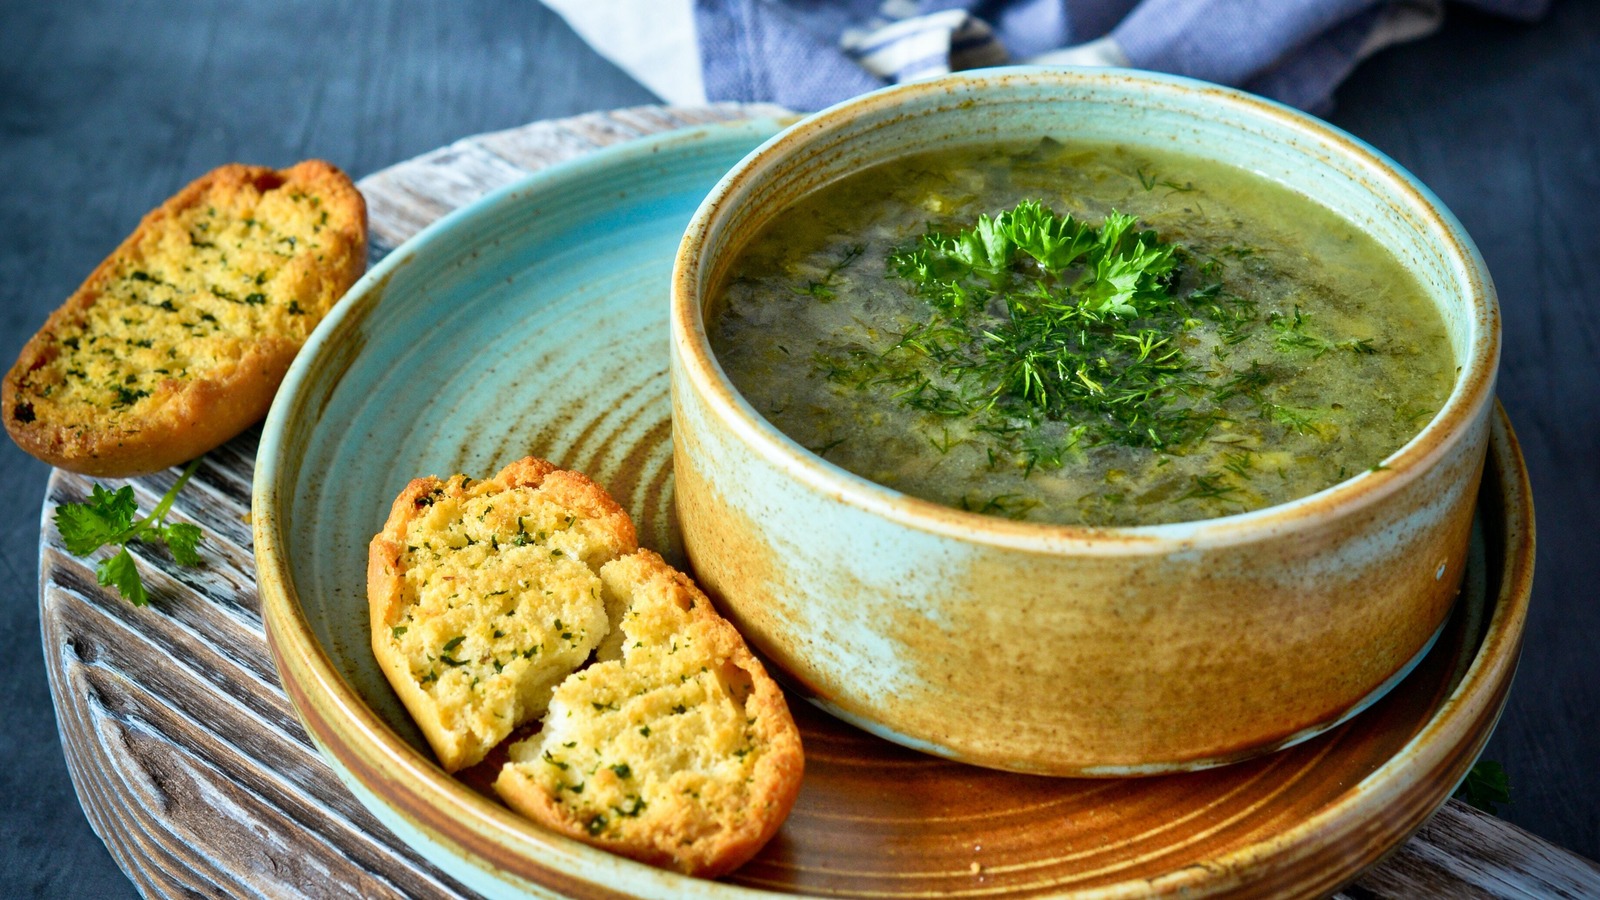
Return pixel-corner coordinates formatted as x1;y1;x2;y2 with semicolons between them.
670;68;1500;775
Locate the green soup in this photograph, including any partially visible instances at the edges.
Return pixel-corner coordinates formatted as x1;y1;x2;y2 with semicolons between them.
709;139;1455;526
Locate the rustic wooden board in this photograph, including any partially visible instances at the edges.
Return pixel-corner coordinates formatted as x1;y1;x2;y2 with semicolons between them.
40;105;1600;899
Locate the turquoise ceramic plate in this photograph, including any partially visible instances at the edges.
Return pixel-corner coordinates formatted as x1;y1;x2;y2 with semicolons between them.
252;119;1532;898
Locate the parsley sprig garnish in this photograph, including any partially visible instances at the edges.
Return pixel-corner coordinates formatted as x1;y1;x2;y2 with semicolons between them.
798;194;1411;520
888;200;1175;319
846;201;1211;467
55;457;204;606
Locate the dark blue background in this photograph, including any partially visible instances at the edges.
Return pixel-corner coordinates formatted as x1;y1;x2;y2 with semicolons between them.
2;1;1595;894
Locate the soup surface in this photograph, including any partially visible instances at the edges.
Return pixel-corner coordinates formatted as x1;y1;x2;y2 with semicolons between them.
710;140;1455;526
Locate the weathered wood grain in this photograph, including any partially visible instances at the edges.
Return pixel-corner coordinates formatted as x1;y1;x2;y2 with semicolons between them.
1342;801;1600;899
40;105;1600;899
362;102;788;251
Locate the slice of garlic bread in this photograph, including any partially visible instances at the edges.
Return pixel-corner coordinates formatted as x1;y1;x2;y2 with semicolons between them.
3;160;366;476
367;457;638;772
494;549;804;878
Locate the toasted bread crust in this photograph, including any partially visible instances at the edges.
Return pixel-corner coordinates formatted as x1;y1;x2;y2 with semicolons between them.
368;457;638;772
373;459;803;876
493;549;804;878
3;160;366;476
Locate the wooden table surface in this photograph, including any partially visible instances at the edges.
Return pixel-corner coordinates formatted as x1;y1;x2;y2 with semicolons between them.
2;2;1598;897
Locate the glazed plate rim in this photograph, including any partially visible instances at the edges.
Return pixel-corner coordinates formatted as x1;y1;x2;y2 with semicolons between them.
250;118;1534;898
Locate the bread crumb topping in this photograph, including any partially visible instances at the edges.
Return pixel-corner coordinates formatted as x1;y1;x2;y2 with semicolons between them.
382;475;632;767
16;182;336;423
370;459;801;876
511;554;765;843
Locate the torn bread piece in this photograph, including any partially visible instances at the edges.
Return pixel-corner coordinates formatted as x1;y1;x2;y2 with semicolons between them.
494;549;804;878
4;160;366;476
367;457;637;772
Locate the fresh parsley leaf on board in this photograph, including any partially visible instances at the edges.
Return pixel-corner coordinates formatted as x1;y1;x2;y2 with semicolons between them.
54;457;205;606
1455;759;1512;814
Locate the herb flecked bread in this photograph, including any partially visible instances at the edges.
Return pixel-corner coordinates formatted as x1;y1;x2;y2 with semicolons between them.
494;548;804;878
369;457;803;877
3;160;366;476
367;457;638;772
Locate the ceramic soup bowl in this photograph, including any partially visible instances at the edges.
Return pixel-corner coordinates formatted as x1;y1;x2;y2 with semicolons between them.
669;67;1499;776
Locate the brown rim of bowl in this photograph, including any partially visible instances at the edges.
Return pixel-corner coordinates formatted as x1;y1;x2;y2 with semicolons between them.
670;67;1499;553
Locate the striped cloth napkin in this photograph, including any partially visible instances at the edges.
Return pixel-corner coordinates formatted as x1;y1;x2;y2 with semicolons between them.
542;0;1547;115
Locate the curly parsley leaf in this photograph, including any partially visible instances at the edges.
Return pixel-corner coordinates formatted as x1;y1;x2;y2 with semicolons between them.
879;200;1210;457
54;457;205;607
1002;199;1095;273
56;484;138;555
162;521;204;567
1454;759;1511;815
96;549;147;607
888;202;1176;321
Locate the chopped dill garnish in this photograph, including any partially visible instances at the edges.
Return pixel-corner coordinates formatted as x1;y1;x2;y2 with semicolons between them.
1136;168;1195;193
1179;473;1240;502
1271;306;1378;358
798;242;864;302
1221;451;1254;477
